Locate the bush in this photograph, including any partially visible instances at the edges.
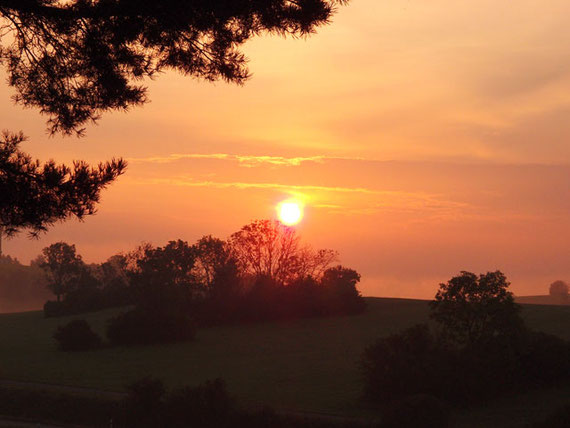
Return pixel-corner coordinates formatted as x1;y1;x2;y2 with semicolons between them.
124;377;166;428
0;379;357;428
532;403;570;428
124;378;233;428
44;300;65;317
361;324;570;405
361;270;570;406
381;394;450;428
53;319;102;351
165;379;233;427
361;324;455;402
44;286;132;318
123;377;353;428
0;387;118;426
106;308;195;346
519;331;570;388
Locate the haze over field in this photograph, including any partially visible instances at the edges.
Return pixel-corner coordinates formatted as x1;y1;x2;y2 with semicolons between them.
1;0;569;298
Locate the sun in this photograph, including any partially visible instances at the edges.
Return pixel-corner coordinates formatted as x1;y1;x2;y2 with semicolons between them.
277;199;304;225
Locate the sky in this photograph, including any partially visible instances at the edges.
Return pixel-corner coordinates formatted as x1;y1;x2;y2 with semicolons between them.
1;0;569;298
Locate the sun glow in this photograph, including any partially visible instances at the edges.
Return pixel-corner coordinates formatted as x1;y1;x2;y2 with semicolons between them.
277;199;304;225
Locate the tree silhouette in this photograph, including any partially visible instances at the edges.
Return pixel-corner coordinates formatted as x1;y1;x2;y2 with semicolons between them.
0;132;125;253
131;240;201;312
40;242;85;302
0;0;348;135
0;1;347;245
320;265;364;314
193;235;232;290
549;280;569;300
229;219;337;285
430;270;524;347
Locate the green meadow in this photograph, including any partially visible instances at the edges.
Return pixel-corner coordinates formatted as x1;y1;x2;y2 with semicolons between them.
0;297;569;421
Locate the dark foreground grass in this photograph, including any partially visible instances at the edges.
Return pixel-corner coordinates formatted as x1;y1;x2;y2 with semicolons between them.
0;297;568;418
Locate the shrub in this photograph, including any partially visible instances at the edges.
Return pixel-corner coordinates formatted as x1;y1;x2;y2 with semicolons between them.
519;331;570;388
124;377;166;428
381;394;450;428
44;300;65;317
361;325;570;405
53;319;102;351
165;379;233;427
532;403;570;428
361;324;454;402
44;286;132;318
0;387;118;426
124;378;233;428
106;308;195;346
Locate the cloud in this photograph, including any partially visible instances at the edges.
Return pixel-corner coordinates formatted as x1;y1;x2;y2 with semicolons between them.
132;176;379;194
127;175;471;219
128;153;366;167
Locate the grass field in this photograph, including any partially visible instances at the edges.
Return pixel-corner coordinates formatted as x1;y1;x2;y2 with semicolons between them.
0;297;569;421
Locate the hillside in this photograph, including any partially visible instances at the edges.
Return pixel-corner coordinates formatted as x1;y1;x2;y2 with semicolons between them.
516;295;570;306
0;297;569;420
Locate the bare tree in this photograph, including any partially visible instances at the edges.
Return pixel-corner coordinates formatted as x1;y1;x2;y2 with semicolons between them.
229;219;337;285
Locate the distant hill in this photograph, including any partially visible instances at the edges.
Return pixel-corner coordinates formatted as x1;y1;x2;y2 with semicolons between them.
516;295;570;306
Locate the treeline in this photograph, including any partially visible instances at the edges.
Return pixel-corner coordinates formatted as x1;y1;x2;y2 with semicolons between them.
44;220;364;348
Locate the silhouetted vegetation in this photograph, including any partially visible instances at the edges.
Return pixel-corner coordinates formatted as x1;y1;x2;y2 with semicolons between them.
0;386;119;426
107;308;196;347
41;220;364;346
361;271;570;407
380;394;450;428
53;319;102;352
0;1;347;136
533;402;570;428
549;280;569;303
0;378;360;427
0;132;125;245
40;242;86;303
41;242;132;317
430;271;525;347
125;378;233;428
0;0;345;255
122;377;359;428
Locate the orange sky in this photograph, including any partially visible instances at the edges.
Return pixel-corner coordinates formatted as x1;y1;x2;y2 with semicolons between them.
1;0;569;298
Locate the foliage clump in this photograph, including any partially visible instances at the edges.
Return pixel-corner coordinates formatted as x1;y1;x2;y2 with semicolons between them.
361;270;570;408
549;280;569;302
0;132;125;239
41;220;364;347
0;378;352;427
106;308;196;347
53;319;102;352
41;243;132;317
430;270;525;347
0;0;347;135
